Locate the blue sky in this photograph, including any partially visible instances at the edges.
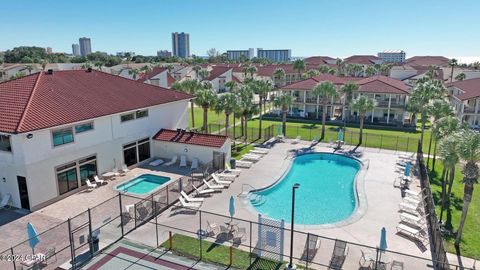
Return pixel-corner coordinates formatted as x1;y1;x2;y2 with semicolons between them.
1;0;479;58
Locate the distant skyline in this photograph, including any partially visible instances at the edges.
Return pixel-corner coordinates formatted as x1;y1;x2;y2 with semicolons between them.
1;0;480;63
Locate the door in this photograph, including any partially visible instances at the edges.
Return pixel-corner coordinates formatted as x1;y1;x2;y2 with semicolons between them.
213;151;225;171
17;176;30;210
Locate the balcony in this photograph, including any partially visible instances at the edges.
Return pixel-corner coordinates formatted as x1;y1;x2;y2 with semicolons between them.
376;100;406;108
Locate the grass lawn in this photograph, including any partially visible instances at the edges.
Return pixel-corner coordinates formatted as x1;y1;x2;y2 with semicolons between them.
161;234;300;269
429;162;480;259
189;106;231;130
231;144;254;160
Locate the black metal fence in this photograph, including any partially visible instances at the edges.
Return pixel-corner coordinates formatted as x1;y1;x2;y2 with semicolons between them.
207;123;275;143
416;142;451;269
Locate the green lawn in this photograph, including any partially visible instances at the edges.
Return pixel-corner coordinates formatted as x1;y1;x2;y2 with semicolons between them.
429;162;480;259
161;234;300;269
232;144;254;160
189;106;231;130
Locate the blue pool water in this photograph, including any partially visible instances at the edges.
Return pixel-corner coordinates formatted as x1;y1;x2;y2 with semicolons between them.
115;174;170;195
250;153;361;225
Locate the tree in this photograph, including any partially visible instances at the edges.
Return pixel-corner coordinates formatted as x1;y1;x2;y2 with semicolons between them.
438;133;460;223
455;73;466;81
273;68;286;87
365;66;377;77
128;68;139;80
140;65;151;79
455;129;480;247
236;86;257;141
408;79;445;144
94;61;104;71
243;66;257;78
214;93;238;136
198;69;210;81
250;80;273;138
427;99;454;170
448;58;458;83
165;64;174;73
274;93;293;136
426;65;440;79
40;60;48;71
318;64;330;74
81;62;92;70
25;64;34;75
195;88;217;132
312;81;337;139
351;96;376;144
379;64;392;76
225;81;238;93
339;81;359;121
192;65;201;79
336;58;345;76
124;52;132;67
302;69;320;79
293;59;306;81
172;79;202;128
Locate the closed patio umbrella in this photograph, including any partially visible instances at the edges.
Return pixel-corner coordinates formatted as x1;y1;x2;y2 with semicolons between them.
404;162;411;177
27;222;40;254
338;129;344;141
376;227;388;267
229;195;235;220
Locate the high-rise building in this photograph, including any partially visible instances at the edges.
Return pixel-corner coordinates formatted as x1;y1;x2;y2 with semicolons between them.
45;47;52;54
157;50;172;58
257;48;291;62
79;37;92;56
226;48;254;61
72;44;80;56
377;50;406;63
171;32;190;58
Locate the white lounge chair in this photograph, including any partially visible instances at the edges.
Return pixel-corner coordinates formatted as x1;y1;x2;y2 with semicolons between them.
254;147;270;152
0;194;12;209
180;190;204;202
396;223;425;242
193;184;216;195
215;172;237;180
94;175;105;185
149;159;164;166
405;189;425;199
191;158;199;170
164;155;178;166
178;197;201;209
242;154;261;161
399;201;421;214
179;155;187;167
403;196;423;206
400;212;426;227
223;168;241;176
212;174;232;185
237;160;253;168
292;135;301;144
121;164;130;174
203;179;224;189
86;179;97;189
250;149;268;155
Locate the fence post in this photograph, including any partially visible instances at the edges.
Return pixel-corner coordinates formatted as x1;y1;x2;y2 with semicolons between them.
406;137;410;152
306;233;310;270
249;221;253;265
87;208;93;257
395;136;399;152
68;218;75;270
199;210;203;260
380;134;383;150
166;184;169;206
155;202;159;248
11;247;15;270
134;204;137;228
118;194;124;237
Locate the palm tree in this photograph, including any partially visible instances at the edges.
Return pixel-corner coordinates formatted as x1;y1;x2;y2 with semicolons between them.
198;69;210;81
455;73;466;81
165;64;174;73
365;66;377;77
448;58;458;83
427;99;454;170
351;96;376;144
438;133;460;223
274;93;293;136
318;64;330;74
192;65;201;79
195;88;218;132
140;65;151;76
81;62;92;70
25;64;34;75
293;59;306;81
214;93;237;136
312;81;337;139
94;61;104;71
251;80;273;138
455;129;480;247
273;68;286;87
327;68;336;75
336;58;344;76
225;80;238;93
124;52;132;67
171;79;202;129
379;64;392;76
246;66;257;78
236;86;257;141
408;79;445;144
302;69;320;79
426;65;440;79
340;81;359;122
128;68;140;80
40;60;48;71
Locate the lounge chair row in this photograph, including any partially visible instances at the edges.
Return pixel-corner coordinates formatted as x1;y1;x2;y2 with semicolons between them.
149;155;200;170
396;190;428;243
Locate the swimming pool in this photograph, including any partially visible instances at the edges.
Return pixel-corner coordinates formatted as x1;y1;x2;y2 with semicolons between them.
115;174;170;195
250;153;361;225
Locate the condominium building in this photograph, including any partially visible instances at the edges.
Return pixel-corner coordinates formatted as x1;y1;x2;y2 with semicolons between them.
72;44;80;56
79;37;92;56
157;50;172;58
377;50;406;63
172;32;190;58
45;47;53;54
226;48;254;61
448;78;480;128
257;49;291;62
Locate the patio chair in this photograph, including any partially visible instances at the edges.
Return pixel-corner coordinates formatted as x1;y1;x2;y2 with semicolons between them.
359;250;375;269
215;172;237;180
329;239;349;270
398;202;422;215
120;164;130;174
193;184;216;195
203;179;225;190
254;147;270;152
300;234;321;262
206;220;219;236
37;247;57;265
179;155;187;168
400;212;426;228
164;155;178;166
0;193;12;210
178;197;201;209
241;154;261;161
212;174;232;186
93;175;105;185
135;204;150;221
292;135;301;144
405;188;425;199
86;179;97;190
396;223;426;242
191;158;199;170
390;260;404;270
236;160;253;168
149;158;164;166
181;190;204;202
223;167;241;176
249;149;268;155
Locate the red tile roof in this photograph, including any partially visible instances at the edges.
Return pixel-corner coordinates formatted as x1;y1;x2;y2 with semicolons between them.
0;70;192;133
167;73;176;87
448;78;480;100
405;56;450;66
205;67;232;81
153;129;228;148
138;67;168;82
282;74;360;90
344;55;381;65
357;75;410;94
304;56;336;65
256;64;318;77
232;75;243;84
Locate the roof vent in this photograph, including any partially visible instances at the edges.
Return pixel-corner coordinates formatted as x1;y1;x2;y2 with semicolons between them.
87;67;92;72
47;69;53;75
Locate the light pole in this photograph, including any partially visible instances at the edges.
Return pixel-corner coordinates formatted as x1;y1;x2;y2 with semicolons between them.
287;183;300;270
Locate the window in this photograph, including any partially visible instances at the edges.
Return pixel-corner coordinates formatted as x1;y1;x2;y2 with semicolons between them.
123;138;151;166
52;128;74;147
136;109;149;119
121;113;135;122
56;155;97;195
78;156;97;186
0;134;11;152
75;122;94;133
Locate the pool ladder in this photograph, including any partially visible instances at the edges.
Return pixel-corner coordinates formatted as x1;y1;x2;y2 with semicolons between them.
249;194;266;206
